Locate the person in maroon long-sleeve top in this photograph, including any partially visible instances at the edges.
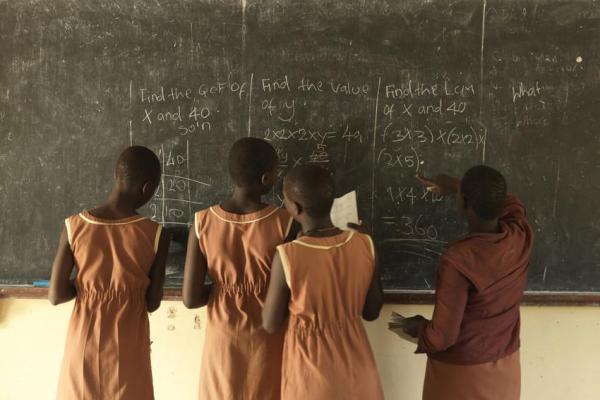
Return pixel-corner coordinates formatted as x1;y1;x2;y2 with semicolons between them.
399;166;534;400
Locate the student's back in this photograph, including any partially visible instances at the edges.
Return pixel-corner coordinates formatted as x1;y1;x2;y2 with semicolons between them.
195;204;292;398
59;212;161;398
183;138;293;399
262;165;384;400
277;230;384;400
50;146;169;400
195;204;292;308
430;195;532;363
401;167;533;400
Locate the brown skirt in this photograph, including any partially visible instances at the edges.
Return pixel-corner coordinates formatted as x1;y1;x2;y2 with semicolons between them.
422;350;521;400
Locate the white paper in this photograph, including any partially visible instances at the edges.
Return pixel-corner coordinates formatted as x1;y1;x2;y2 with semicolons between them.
330;191;359;230
390;311;406;323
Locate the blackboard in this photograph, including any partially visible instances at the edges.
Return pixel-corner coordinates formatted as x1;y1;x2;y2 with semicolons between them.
1;0;599;292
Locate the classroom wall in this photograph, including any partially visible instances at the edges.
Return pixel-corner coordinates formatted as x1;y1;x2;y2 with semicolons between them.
0;299;599;400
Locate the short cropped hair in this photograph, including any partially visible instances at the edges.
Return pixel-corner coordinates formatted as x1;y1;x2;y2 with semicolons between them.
461;165;507;220
228;138;278;186
285;165;334;218
115;146;161;186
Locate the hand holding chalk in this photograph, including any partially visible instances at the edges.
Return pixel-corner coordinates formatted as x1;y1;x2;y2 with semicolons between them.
416;173;460;196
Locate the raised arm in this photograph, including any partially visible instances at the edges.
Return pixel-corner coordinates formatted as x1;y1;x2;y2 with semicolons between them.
418;173;526;222
416;173;460;195
49;227;77;305
262;251;290;334
182;226;212;308
500;194;526;221
146;229;171;312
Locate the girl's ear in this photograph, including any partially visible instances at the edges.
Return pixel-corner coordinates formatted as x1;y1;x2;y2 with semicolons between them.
261;173;269;186
291;200;302;217
141;181;155;198
261;170;277;187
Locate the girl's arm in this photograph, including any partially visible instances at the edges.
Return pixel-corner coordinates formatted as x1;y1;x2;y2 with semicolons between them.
146;229;171;312
414;259;469;353
49;228;77;305
362;249;383;321
182;227;211;308
262;252;290;334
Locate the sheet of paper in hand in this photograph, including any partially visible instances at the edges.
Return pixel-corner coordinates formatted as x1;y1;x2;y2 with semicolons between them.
330;191;359;230
388;312;419;344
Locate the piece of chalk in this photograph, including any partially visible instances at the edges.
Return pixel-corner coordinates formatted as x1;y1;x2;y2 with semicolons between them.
33;280;50;288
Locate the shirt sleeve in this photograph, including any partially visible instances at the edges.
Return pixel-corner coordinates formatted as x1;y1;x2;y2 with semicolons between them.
416;257;471;354
500;194;526;222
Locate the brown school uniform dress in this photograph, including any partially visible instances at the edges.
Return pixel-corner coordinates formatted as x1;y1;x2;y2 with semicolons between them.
277;230;384;400
58;211;163;400
417;195;534;400
194;204;293;400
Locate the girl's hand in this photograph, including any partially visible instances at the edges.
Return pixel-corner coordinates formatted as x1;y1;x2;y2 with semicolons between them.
402;315;427;338
416;173;460;196
347;220;370;235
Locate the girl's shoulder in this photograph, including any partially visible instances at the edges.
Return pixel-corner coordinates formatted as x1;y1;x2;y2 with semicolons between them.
194;206;214;218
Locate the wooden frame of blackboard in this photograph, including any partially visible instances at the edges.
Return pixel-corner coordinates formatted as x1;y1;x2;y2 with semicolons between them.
2;286;600;306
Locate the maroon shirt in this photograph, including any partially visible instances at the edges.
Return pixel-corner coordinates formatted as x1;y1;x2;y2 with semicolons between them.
416;194;533;365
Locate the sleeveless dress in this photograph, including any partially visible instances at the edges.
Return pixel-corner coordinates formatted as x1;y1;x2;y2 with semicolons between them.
276;230;384;400
194;204;293;400
57;211;162;400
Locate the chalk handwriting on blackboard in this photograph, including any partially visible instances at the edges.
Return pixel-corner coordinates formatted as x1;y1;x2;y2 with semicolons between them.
133;74;489;255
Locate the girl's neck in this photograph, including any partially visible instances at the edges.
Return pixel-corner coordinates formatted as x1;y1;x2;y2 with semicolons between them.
222;186;266;214
468;218;500;234
301;217;339;237
92;188;138;219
